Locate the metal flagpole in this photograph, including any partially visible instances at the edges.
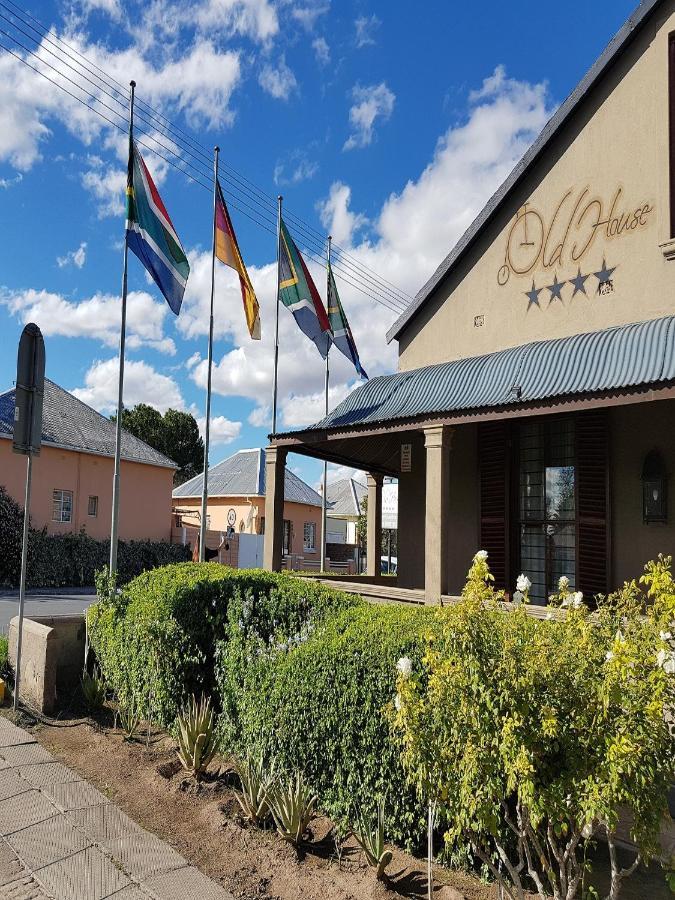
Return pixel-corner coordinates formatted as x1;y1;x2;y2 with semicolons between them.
199;146;220;562
320;236;332;572
109;79;135;577
272;195;282;435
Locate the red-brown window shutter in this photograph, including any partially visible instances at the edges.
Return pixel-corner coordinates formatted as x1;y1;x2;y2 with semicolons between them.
478;420;510;590
576;410;610;599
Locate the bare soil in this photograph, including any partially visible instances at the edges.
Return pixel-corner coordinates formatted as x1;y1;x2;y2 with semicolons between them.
24;711;670;900
26;711;493;900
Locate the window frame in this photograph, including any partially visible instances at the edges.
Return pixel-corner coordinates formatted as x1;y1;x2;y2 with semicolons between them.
52;489;73;524
303;521;316;552
87;495;98;517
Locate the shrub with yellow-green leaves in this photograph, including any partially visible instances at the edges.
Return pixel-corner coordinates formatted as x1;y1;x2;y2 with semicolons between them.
394;552;675;900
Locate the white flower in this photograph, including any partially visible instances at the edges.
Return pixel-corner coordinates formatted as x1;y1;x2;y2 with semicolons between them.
516;574;531;593
572;592;584;609
394;694;402;712
545;611;554;621
581;822;594;839
474;550;489;561
558;575;570;592
560;597;571;608
396;656;412;678
512;591;524;607
657;648;668;668
605;650;614;662
665;654;675;676
660;631;672;642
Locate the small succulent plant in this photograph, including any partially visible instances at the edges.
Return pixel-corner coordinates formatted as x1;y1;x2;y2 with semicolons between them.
81;667;106;711
117;699;140;741
233;754;275;825
176;695;218;780
267;772;317;846
353;797;392;880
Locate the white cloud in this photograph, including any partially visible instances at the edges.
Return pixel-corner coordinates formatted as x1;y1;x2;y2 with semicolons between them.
274;150;318;186
73;358;184;414
79;0;121;18
195;413;242;445
317;182;367;246
354;13;380;48
248;404;270;428
1;288;175;353
291;2;330;30
196;0;279;42
259;56;298;100
344;82;395;150
0;173;22;189
312;36;330;65
281;381;355;427
57;242;87;269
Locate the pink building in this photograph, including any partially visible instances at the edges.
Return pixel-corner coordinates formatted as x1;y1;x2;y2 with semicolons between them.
0;379;176;541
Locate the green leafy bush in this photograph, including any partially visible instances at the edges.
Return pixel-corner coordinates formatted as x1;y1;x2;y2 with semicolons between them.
0;634;8;676
88;563;359;728
0;484;189;588
217;602;436;848
395;552;675;900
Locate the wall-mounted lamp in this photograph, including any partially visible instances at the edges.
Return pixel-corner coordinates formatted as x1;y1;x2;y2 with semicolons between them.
642;449;668;524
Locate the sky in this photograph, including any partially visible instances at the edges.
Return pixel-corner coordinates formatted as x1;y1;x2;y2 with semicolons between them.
0;0;638;488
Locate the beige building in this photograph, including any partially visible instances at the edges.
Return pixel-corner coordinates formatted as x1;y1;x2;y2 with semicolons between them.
172;448;324;563
265;0;675;603
0;379;176;542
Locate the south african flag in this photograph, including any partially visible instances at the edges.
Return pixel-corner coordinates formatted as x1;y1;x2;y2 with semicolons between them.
126;141;190;315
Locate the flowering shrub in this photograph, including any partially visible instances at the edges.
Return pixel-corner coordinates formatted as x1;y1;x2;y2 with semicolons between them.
394;551;675;900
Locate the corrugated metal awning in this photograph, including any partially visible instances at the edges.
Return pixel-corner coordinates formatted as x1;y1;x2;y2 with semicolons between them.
279;317;675;435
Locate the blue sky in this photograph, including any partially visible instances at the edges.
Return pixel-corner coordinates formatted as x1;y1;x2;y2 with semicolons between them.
0;0;637;487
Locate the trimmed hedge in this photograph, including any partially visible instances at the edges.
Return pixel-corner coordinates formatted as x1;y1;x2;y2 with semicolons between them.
216;602;436;848
87;563;361;727
0;485;189;588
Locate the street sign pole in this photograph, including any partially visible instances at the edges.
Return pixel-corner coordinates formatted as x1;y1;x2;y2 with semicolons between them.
12;322;45;712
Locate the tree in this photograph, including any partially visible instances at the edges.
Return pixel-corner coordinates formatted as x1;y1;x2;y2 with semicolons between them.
113;404;204;486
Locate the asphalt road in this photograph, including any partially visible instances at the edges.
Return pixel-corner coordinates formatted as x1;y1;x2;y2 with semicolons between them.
0;589;96;635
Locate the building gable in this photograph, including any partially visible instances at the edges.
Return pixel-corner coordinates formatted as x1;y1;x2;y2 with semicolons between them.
393;0;675;370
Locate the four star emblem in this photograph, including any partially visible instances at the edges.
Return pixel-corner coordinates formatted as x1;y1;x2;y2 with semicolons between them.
522;260;617;309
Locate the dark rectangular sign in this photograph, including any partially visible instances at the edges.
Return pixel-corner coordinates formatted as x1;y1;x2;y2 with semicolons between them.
13;323;45;456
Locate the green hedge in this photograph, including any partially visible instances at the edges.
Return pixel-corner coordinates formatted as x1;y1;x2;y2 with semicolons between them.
0;485;190;588
87;563;360;727
216;602;436;848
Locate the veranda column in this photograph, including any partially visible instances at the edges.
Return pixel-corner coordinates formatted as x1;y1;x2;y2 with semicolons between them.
263;445;287;572
424;425;453;604
366;472;383;577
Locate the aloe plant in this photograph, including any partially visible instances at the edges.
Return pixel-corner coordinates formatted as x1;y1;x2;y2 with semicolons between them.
267;772;317;845
233;754;275;825
353;797;392;880
81;668;106;711
117;699;140;741
176;695;218;780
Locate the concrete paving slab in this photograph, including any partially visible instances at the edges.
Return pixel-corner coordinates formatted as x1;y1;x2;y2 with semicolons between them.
143;865;235;900
0;745;55;766
0;791;57;836
105;832;186;881
0;720;35;749
36;845;131;900
0;769;33;802
0;872;49;900
8;813;91;871
67;804;143;845
43;779;109;812
19;761;82;789
106;886;151;899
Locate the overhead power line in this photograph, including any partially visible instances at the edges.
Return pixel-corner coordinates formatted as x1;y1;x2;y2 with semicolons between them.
0;0;413;315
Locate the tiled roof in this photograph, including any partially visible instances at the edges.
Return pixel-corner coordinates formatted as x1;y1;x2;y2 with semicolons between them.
327;478;366;517
173;448;323;507
387;0;661;342
282;316;675;433
0;379;176;468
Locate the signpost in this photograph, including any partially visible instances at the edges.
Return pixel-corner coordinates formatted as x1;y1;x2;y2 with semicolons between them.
12;323;45;712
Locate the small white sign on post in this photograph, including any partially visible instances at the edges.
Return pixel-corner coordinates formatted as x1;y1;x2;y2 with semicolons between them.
400;443;412;473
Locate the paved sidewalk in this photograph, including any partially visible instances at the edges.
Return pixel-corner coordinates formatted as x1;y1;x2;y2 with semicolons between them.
0;717;234;900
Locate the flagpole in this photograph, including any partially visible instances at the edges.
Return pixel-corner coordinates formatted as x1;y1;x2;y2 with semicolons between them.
109;79;135;577
272;195;282;435
320;236;332;573
199;146;220;562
